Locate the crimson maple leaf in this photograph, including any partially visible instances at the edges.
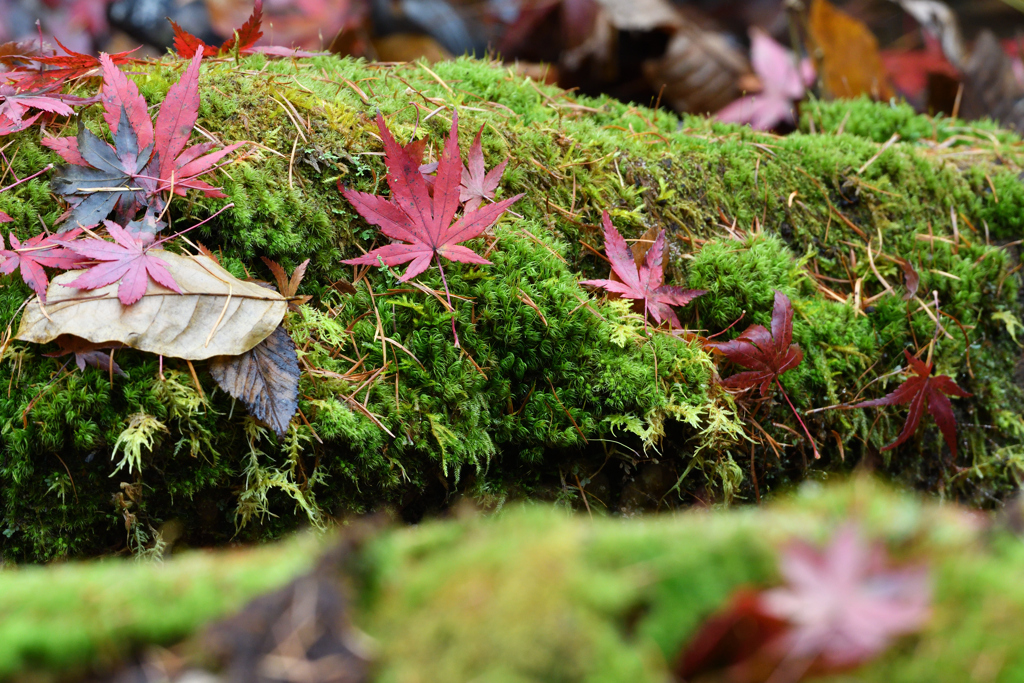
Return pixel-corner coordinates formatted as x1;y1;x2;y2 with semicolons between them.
46;51;242;229
708;290;819;457
11;38;138;90
760;525;931;670
0;228;85;301
852;349;971;457
170;0;324;59
460;125;508;211
0;82;93;127
341;111;523;282
60;220;181;305
581;211;704;328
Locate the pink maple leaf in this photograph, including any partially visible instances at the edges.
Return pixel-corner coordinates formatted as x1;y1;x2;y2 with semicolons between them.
60;220;181;305
0;228;85;301
759;525;931;670
717;28;815;131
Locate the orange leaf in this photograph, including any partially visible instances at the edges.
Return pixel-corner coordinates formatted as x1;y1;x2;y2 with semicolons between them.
807;0;893;100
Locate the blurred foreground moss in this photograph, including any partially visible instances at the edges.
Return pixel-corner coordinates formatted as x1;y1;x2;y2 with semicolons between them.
4;479;1024;681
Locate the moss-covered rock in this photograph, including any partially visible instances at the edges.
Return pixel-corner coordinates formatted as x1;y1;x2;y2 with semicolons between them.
3;478;1024;682
1;55;1023;560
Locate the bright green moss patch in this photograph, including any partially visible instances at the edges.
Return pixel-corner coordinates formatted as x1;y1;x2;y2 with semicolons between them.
1;55;1024;560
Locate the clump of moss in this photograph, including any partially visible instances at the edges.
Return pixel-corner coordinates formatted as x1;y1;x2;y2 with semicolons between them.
1;54;1023;560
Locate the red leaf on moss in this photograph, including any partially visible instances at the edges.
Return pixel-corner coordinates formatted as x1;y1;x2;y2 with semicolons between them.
17;37;138;89
0;111;41;136
60;220;181;305
0;228;85;301
708;290;802;396
341;111;523;282
47;52;241;227
460;125;507;211
173;0;316;59
171;23;219;59
707;290;819;457
581;211;704;328
852;349;971;457
220;0;265;54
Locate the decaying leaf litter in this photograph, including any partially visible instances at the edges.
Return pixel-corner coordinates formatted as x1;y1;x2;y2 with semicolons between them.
0;0;1022;564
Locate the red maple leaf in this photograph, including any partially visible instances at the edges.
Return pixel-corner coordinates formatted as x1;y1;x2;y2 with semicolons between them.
341;111;522;282
60;220;181;305
0;82;93;127
460;125;508;211
707;290;819;458
677;525;931;683
45;51;242;228
170;1;324;59
12;38;139;89
852;349;971;457
0;228;85;301
581;211;704;328
340;110;522;345
172;0;263;57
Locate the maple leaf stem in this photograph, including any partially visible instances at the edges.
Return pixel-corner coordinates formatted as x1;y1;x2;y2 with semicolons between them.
150;202;235;249
435;258;460;348
775;379;821;459
0;163;53;194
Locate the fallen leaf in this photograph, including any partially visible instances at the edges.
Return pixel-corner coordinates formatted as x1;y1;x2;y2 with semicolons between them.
852;349;970;457
897;258;920;301
960;30;1024;130
0;111;41;136
707;290;819;457
643;23;749;115
14;38;138;89
172;0;325;59
717;28;815;131
807;0;893;100
760;525;931;670
341;111;523;282
209;324;299;438
60;220;182;306
676;525;931;682
43;335;126;376
261;256;311;311
46;51;241;228
0;228;86;301
460;125;508;211
580;211;704;327
0;82;93;127
16;251;286;360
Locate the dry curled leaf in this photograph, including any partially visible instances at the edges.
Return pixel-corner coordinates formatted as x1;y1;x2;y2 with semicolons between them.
209;324;299;438
16;251;286;360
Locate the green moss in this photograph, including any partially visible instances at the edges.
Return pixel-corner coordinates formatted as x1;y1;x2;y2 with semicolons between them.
1;55;1024;560
0;532;322;679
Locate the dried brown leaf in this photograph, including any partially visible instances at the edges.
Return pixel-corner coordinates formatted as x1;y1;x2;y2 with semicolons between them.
16;252;286;360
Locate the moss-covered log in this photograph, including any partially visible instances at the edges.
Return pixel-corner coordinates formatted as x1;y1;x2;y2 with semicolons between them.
2;55;1024;560
3;479;1024;682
